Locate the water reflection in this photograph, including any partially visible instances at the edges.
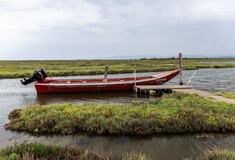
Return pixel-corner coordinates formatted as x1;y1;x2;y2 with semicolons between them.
36;92;150;105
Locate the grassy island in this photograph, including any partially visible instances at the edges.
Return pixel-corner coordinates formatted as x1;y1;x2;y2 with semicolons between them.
0;58;235;79
5;93;235;135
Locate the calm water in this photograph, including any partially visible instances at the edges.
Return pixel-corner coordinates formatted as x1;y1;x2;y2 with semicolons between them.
200;61;235;64
0;68;235;160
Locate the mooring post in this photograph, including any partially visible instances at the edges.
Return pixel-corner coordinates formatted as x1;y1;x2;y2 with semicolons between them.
179;53;183;85
134;68;137;87
104;66;108;79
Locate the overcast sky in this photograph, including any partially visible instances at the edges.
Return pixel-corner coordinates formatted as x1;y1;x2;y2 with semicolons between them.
0;0;235;60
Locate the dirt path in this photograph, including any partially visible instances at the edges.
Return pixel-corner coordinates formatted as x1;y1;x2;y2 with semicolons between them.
173;89;235;104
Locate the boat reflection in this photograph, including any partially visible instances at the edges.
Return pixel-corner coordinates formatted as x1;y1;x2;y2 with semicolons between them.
36;92;150;105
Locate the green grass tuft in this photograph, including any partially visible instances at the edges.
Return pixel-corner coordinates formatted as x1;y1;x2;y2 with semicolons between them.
183;148;235;160
212;91;235;99
122;151;149;160
204;148;235;160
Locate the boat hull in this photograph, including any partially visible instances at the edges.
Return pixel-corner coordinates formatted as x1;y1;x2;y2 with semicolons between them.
35;69;180;93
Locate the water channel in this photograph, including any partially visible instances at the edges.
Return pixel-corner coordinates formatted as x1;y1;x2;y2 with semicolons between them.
0;68;234;160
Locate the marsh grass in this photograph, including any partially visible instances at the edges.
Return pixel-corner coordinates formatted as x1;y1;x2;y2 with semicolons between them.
0;58;235;78
0;142;143;160
212;91;235;99
203;148;235;160
0;142;148;160
122;151;149;160
5;93;235;135
0;143;234;160
183;148;235;160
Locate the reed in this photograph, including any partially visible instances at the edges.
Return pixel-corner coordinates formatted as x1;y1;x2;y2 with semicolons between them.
183;148;235;160
5;92;235;135
122;151;149;160
203;148;235;160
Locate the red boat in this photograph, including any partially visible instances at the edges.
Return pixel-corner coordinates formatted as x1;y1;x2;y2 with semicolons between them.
21;69;180;93
20;69;180;93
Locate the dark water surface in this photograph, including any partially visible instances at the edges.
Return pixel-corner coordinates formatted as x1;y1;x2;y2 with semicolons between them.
0;68;235;160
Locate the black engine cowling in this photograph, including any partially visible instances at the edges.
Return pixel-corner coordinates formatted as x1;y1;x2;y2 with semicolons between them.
21;69;48;85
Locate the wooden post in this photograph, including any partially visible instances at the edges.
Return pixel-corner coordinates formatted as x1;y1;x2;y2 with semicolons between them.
104;66;108;79
179;53;183;85
134;68;136;87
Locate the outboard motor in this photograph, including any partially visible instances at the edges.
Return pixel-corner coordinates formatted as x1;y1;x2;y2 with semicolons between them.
21;69;48;85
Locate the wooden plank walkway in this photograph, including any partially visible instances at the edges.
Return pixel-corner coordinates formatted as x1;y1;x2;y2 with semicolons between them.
135;85;193;90
134;85;193;94
134;85;235;104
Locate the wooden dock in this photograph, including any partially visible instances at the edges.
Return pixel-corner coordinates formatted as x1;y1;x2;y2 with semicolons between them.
134;85;193;95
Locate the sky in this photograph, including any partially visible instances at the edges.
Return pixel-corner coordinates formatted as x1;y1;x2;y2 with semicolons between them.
0;0;235;60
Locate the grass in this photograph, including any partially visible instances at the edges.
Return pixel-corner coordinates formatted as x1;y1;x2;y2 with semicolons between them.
184;148;235;160
0;58;235;78
5;92;235;135
0;142;234;160
203;148;235;160
212;91;235;99
0;142;148;160
122;151;149;160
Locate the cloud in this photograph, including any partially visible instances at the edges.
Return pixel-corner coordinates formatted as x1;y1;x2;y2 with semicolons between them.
0;0;235;59
100;0;235;29
2;0;235;34
0;0;104;32
0;0;105;58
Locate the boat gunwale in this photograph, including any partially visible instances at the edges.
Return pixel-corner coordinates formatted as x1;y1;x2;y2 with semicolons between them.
34;69;180;86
